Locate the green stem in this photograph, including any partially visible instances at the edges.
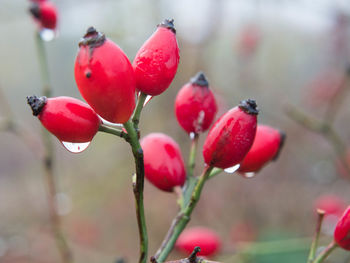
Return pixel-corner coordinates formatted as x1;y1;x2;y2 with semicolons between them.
307;210;325;263
180;133;199;208
208;167;223;179
123;120;148;263
98;124;128;141
35;32;51;97
132;92;148;130
312;241;338;263
155;166;214;262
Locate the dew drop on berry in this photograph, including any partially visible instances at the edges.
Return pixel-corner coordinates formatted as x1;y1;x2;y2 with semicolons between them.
189;132;196;140
241;172;256;178
61;141;91;153
143;95;153;107
224;164;240;174
39;28;55;42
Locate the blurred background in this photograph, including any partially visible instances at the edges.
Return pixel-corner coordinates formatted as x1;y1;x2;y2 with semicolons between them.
1;0;350;262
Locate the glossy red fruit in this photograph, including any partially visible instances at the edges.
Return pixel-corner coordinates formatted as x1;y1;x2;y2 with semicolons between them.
27;95;101;143
175;227;221;257
334;206;350;250
133;19;179;96
203;99;258;169
29;1;57;30
141;133;186;192
75;27;136;124
238;125;285;173
175;72;217;134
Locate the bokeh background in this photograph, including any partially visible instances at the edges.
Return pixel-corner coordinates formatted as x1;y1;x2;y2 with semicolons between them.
1;0;350;262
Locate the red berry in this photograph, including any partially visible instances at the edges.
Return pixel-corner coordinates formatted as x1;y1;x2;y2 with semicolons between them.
133;19;180;96
175;72;217;134
175;227;221;257
334;206;350;250
29;1;57;30
75;27;136;124
141;133;186;192
27;95;101;143
314;195;346;217
238;125;285;173
203;99;258;169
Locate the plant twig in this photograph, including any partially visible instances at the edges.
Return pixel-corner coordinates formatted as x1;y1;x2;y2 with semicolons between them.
132;92;148;131
35;31;73;263
285;104;350;177
324;69;350;124
180;133;199;208
312;241;338;263
308;209;325;263
154;166;214;262
152;247;220;263
123;120;148;263
98;124;129;141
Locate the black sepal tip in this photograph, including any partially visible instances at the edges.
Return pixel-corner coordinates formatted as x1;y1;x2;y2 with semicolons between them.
157;19;176;34
190;71;209;87
27;95;47;116
239;99;259;115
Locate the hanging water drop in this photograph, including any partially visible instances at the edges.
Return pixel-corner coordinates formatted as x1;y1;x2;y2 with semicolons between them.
224;164;240;174
39;28;55;42
189;132;196;140
143;95;153;107
242;172;256;178
61;141;91;153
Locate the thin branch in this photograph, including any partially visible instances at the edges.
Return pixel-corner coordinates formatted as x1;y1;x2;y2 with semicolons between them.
35;32;73;263
308;209;325;263
132;92;148;131
153;247;220;263
123;120;148;263
312;241;338;263
154;166;214;262
98;124;129;141
285;104;350;177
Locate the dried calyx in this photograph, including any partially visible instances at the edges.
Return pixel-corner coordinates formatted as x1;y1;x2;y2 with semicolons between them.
29;3;40;19
272;130;286;161
191;72;209;87
78;27;106;48
158;19;176;34
27;95;47;116
239;99;259;115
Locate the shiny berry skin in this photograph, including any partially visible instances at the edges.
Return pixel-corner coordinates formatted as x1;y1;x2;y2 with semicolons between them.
238;125;285;173
203;99;259;169
75;27;136;124
27;95;101;143
175;227;221;257
141;133;186;192
175;72;217;134
334;206;350;250
29;1;57;30
133;19;180;96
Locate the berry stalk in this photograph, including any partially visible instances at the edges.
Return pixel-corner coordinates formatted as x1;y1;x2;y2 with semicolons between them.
132;92;148;130
307;209;325;263
155;166;214;262
123;120;148;263
180;133;199;208
312;241;338;263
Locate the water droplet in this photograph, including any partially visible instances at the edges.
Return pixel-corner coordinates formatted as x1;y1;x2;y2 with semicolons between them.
242;172;256;178
39;28;55;42
189;132;196;140
55;192;73;216
143;95;153;107
224;164;240;174
61;141;90;153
